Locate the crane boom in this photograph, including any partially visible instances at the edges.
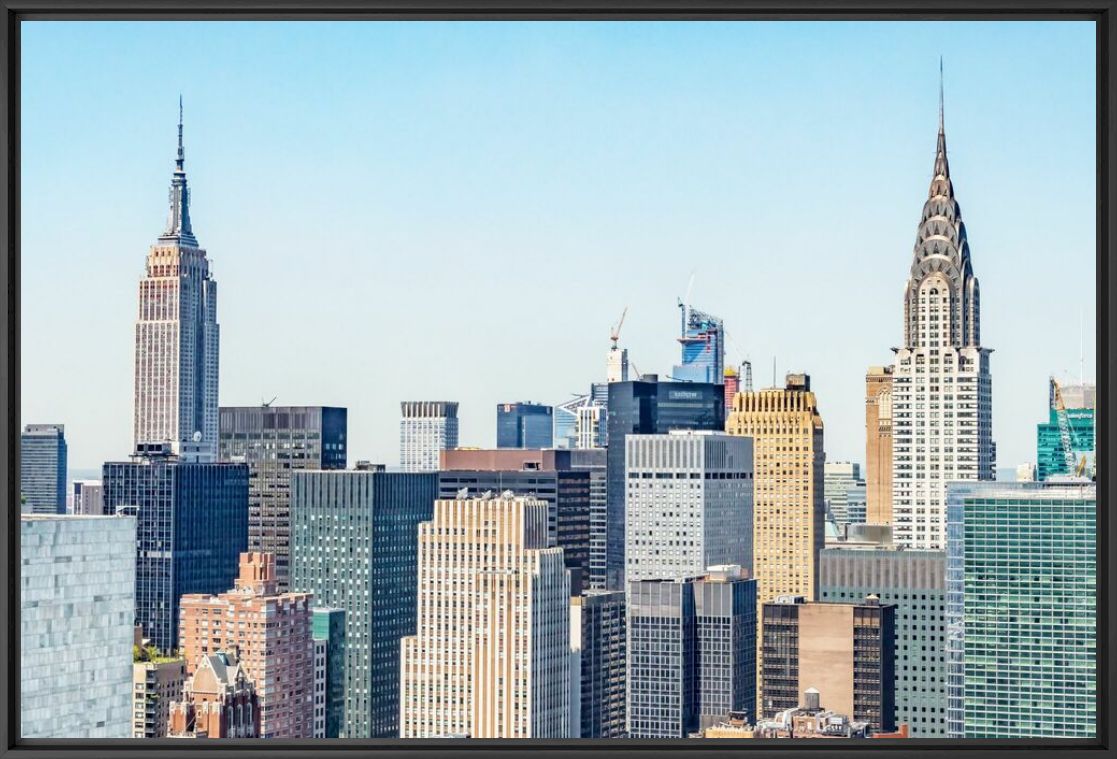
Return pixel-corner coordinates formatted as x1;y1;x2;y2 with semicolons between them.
1051;378;1077;474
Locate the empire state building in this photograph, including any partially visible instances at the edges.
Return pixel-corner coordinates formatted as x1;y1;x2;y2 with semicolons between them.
133;100;219;456
891;78;995;550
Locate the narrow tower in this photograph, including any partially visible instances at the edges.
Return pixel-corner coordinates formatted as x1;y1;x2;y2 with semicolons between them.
891;68;995;550
133;99;220;457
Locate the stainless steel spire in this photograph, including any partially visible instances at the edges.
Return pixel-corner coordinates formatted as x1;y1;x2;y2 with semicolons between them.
159;96;197;247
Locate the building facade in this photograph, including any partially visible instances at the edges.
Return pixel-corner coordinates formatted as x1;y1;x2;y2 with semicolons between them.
399;401;459;472
400;493;571;739
820;546;946;736
605;377;724;590
312;607;347;739
726;373;825;604
178;552;315;738
291;470;438;738
102;449;249;652
761;595;895;733
218;405;347;592
823;462;862;528
624;431;753;582
1036;380;1095;481
627;568;758;738
133;103;219;457
133;656;186;738
946;481;1095;738
571;590;627;738
438;463;591;594
865;366;894;525
20;515;136;738
71;479;105;515
168;651;260;739
497;402;554;448
891;101;995;550
673;302;725;384
20;424;67;514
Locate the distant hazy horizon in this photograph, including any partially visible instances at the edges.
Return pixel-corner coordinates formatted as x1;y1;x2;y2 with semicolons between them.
22;20;1096;471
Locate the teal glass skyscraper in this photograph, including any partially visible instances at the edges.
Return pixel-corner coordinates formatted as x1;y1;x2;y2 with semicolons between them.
946;481;1096;738
1035;381;1095;481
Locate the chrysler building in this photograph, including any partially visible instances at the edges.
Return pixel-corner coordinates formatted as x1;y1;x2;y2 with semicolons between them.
891;72;995;549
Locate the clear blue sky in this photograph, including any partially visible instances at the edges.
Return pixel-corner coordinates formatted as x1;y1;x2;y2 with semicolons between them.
21;20;1096;471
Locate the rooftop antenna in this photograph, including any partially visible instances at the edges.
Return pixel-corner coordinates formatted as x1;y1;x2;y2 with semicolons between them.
772;356;777;388
1080;307;1086;386
938;56;945;133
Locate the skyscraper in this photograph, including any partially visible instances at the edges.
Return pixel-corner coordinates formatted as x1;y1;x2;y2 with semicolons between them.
311;607;347;739
624;431;753;583
605;376;724;590
20;424;67;514
438;451;592;593
725;373;824;604
891;84;995;550
71;479;105;515
946;481;1095;738
218;405;347;591
626;567;757;738
820;546;946;736
571;590;627;738
20;515;136;738
761;595;896;733
103;446;249;652
823;461;862;528
399;493;571;739
178;553;315;738
133;100;219;457
399;401;459;471
290;470;438;738
672;301;725;384
496;402;554;448
1036;379;1095;480
865;366;894;524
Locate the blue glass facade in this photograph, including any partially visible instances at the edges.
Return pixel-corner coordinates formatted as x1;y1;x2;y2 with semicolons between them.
1036;406;1095;481
496;402;554;448
604;378;724;590
20;425;67;514
102;455;249;653
291;471;438;738
672;306;725;384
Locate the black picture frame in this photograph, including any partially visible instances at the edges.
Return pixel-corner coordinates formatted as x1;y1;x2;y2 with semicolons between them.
1;2;1112;758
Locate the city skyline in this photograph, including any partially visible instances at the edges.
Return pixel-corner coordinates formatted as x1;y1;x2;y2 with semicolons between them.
21;21;1096;471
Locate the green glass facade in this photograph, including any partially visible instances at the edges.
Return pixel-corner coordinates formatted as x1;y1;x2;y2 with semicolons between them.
1036;407;1094;481
946;481;1096;738
312;607;346;739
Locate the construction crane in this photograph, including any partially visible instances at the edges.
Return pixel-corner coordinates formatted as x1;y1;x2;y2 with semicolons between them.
610;306;628;350
262;395;278;408
1050;377;1087;477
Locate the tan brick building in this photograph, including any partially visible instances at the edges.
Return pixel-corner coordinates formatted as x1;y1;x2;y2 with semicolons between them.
865;366;894;525
178;552;314;738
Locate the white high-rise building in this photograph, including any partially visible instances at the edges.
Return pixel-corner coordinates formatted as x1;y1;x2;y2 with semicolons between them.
624;431;753;583
399;401;459;472
575;403;605;449
399;493;571;738
891;83;995;550
823;461;862;527
133;100;219;458
606;346;629;383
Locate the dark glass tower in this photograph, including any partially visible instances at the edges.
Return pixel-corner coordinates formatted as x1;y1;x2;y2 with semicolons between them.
604;377;724;590
496;402;554;448
102;448;249;652
291;470;438;739
219;405;347;591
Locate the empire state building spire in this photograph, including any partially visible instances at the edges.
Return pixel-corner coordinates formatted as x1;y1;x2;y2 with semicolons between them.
159;96;198;247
